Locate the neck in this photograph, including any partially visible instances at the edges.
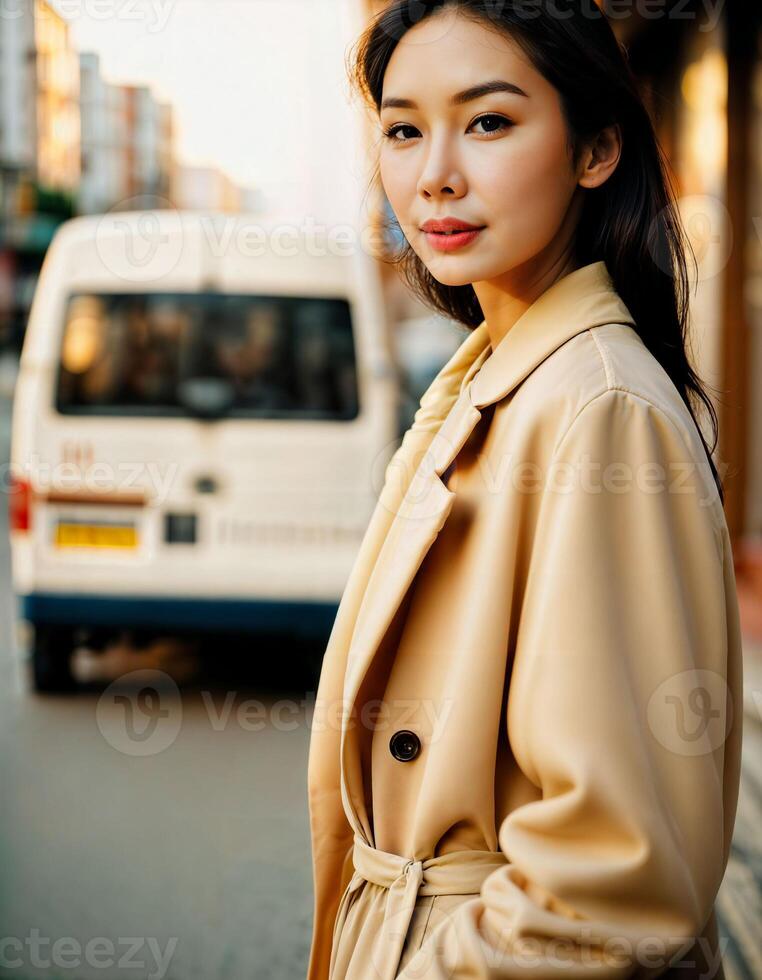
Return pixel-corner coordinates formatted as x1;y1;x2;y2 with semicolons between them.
474;253;581;353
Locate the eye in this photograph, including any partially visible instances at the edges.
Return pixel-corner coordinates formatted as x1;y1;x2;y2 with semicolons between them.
381;114;513;144
469;114;513;136
382;123;420;143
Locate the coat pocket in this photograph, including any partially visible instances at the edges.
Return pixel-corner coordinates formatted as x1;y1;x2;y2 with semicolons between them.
396;894;436;974
418;893;473;952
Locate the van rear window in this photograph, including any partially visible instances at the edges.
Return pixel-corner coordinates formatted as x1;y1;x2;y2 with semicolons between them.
54;292;359;420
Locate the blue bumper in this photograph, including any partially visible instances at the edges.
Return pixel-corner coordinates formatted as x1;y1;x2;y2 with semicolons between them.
18;592;339;636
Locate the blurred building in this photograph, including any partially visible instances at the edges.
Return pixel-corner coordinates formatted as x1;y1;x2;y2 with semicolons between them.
0;0;80;208
0;0;79;348
124;84;173;203
0;4;35;343
0;3;37;196
79;52;129;214
171;163;261;213
79;56;175;214
33;0;80;192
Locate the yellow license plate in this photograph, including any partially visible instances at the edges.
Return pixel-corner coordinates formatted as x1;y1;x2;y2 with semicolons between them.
55;522;138;549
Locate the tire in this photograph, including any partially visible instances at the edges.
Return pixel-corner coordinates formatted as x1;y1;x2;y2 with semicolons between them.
31;624;78;693
303;641;325;690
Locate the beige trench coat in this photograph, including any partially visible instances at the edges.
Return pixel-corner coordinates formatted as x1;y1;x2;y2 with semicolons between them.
306;261;743;980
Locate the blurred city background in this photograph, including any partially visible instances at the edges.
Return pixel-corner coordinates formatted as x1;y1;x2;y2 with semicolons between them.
0;1;760;978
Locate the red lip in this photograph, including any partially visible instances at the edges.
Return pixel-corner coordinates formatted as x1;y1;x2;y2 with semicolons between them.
420;217;485;233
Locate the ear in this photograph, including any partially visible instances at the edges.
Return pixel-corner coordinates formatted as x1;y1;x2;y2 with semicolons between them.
577;123;622;190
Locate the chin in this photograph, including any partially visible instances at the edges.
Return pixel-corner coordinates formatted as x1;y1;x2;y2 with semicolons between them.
424;261;482;288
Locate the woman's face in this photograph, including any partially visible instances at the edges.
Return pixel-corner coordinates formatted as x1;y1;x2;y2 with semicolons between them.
378;10;591;288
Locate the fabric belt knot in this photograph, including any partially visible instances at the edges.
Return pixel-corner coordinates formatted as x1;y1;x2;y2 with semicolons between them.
329;833;509;980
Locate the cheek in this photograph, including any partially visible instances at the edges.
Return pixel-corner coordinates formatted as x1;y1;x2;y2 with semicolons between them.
379;150;416;216
478;125;575;234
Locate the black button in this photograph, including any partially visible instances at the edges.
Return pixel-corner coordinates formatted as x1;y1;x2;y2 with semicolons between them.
389;730;421;762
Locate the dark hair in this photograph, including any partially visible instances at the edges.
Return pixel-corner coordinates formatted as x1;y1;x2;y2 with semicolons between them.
347;0;724;504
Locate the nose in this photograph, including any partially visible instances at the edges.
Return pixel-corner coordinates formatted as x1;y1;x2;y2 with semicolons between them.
418;171;466;199
417;140;466;200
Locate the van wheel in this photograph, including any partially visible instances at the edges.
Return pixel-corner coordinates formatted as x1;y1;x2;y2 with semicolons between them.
32;625;77;693
304;643;325;689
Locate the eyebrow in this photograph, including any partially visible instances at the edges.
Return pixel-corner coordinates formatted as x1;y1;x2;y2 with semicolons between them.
380;79;529;111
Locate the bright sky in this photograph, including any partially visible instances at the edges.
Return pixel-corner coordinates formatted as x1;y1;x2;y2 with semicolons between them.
50;0;369;221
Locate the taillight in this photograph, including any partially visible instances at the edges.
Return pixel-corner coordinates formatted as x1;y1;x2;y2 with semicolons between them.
9;475;31;532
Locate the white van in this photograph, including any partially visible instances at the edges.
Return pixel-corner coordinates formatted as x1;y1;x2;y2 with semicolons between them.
10;210;399;691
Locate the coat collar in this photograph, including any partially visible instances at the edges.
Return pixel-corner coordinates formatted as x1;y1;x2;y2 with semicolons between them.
339;260;636;840
469;259;636;408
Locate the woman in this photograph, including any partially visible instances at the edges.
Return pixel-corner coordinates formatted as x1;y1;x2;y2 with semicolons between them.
307;2;743;978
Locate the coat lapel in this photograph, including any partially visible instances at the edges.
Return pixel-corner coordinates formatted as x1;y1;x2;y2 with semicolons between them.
339;260;636;837
342;386;484;697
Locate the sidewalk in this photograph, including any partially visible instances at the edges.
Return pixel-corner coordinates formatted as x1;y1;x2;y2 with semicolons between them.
716;540;762;980
717;636;762;980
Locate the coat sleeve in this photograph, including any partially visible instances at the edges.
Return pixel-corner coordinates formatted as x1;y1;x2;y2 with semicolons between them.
397;388;739;980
